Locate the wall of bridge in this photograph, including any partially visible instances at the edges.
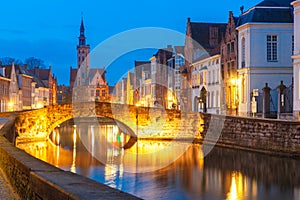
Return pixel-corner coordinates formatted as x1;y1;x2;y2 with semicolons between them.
8;102;300;157
201;113;300;157
13;102;202;143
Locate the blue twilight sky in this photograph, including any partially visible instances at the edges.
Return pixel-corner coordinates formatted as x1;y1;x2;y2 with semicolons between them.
0;0;260;85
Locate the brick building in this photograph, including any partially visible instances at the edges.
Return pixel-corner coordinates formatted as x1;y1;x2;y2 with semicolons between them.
220;11;239;115
182;18;226;111
71;18;110;103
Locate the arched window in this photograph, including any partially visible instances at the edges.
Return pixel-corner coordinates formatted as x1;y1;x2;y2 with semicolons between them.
241;37;245;68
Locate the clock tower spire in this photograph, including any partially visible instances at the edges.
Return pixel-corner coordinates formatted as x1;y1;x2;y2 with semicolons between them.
77;15;90;69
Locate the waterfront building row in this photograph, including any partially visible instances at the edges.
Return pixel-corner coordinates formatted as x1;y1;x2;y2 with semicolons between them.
0;63;57;112
111;0;299;120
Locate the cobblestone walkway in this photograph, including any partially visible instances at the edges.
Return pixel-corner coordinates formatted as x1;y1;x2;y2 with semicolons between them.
0;168;20;200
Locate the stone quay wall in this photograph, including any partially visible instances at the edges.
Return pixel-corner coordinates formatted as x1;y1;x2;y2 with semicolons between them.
0;118;140;200
201;113;300;157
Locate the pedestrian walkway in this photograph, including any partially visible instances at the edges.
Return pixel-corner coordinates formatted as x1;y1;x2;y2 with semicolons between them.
0;117;20;199
0;168;20;200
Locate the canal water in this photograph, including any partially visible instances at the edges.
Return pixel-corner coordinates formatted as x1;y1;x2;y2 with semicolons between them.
17;120;300;200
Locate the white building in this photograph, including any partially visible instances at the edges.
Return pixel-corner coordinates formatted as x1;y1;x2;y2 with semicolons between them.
236;0;294;116
167;46;185;109
31;76;49;109
191;54;221;114
292;0;300;118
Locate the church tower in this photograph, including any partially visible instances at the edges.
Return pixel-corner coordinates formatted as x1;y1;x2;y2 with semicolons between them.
77;17;90;69
293;0;300;118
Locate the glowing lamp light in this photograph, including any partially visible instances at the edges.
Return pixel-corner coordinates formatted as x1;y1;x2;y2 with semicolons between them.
8;101;13;107
231;78;237;85
37;103;43;109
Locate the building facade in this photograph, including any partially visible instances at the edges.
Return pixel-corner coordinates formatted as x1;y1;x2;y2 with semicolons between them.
28;66;57;105
293;0;300;118
31;75;49;109
0;63;50;111
236;0;294;116
167;46;185;109
191;55;222;114
0;72;10;112
182;18;226;111
220;11;239;115
8;63;20;111
150;46;173;108
71;18;110;103
133;61;151;105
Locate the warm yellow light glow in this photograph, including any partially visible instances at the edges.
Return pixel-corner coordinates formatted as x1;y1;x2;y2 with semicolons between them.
227;173;238;200
198;116;205;137
37;102;43;109
71;128;77;173
226;172;246;200
231;78;237;85
8;101;13;108
8;101;14;111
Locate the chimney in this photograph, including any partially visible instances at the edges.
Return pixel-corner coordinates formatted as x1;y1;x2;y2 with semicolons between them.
34;66;39;76
187;17;191;23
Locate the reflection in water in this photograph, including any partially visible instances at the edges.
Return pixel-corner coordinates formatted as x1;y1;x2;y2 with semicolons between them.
17;121;300;200
71;128;77;173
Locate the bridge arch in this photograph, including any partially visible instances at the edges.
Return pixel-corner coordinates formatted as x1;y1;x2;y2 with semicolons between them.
13;102;201;145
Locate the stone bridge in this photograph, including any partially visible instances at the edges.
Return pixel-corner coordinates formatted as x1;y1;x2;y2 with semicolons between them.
10;102;202;144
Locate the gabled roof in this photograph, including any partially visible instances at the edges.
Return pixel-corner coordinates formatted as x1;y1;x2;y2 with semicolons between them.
174;46;184;55
255;0;293;7
15;65;31;76
28;68;52;81
135;61;150;67
153;46;173;64
237;0;293;26
3;64;31;77
31;75;47;88
190;22;226;50
89;68;106;83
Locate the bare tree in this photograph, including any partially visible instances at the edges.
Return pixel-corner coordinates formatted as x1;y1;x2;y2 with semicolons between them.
0;57;23;66
24;57;46;69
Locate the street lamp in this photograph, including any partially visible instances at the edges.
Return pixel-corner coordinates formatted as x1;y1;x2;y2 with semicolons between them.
230;78;239;116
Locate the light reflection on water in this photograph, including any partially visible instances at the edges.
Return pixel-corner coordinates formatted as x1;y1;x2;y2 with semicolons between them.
17;121;300;200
